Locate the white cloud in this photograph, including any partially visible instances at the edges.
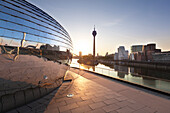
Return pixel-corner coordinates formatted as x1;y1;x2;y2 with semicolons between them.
103;19;122;27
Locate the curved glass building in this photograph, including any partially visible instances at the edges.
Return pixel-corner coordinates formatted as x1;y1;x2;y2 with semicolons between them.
0;0;72;51
0;0;72;112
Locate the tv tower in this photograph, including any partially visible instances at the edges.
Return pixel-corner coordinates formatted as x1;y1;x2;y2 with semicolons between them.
92;25;97;62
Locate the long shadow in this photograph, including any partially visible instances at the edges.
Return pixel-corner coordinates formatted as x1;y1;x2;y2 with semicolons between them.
0;71;65;113
5;74;72;113
0;77;61;113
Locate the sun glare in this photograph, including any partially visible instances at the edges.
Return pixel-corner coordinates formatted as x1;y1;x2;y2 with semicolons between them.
74;39;92;55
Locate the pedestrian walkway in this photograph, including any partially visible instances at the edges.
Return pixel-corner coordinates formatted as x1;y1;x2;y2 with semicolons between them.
45;68;170;113
8;68;170;113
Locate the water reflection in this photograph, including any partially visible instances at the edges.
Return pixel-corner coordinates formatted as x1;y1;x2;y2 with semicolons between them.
71;59;170;93
72;59;170;81
142;77;156;87
130;67;170;81
79;64;95;71
114;65;128;78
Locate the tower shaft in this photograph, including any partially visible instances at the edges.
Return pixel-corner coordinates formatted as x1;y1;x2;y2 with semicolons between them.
93;36;95;60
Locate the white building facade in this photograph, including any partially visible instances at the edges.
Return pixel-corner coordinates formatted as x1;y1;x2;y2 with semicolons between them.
114;46;129;60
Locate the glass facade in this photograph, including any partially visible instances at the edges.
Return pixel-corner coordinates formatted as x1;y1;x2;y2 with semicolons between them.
0;1;72;112
0;0;73;51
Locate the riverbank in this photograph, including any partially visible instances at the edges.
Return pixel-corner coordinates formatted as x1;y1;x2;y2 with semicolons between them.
98;60;170;71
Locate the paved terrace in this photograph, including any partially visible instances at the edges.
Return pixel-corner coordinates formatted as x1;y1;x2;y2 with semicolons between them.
8;68;170;113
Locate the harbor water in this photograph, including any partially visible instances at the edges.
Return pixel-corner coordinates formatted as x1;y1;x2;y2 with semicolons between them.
71;59;170;94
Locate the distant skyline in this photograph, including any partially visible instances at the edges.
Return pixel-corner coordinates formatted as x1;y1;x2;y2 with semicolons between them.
28;0;170;55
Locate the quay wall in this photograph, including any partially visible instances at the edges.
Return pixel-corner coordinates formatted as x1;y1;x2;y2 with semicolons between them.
98;60;170;71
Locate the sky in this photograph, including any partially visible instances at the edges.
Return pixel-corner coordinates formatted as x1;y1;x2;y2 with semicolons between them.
28;0;170;55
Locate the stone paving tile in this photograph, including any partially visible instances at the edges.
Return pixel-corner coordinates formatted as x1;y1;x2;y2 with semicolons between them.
76;100;94;106
46;101;65;110
108;111;118;113
116;106;134;113
104;94;119;99
58;103;79;112
126;99;136;104
55;97;68;103
81;95;96;101
102;104;120;112
53;101;67;107
71;105;92;113
142;107;157;113
115;96;128;102
132;107;156;113
60;110;72;113
155;107;170;113
73;91;85;96
128;103;146;110
75;89;85;93
65;97;83;104
55;93;69;99
115;100;132;107
111;92;122;97
72;93;86;99
88;108;106;113
103;98;119;105
44;106;59;113
92;96;107;103
84;92;95;96
93;93;105;97
89;101;106;110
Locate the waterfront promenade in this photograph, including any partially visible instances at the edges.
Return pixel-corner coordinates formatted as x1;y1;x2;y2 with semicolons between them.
8;68;170;113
